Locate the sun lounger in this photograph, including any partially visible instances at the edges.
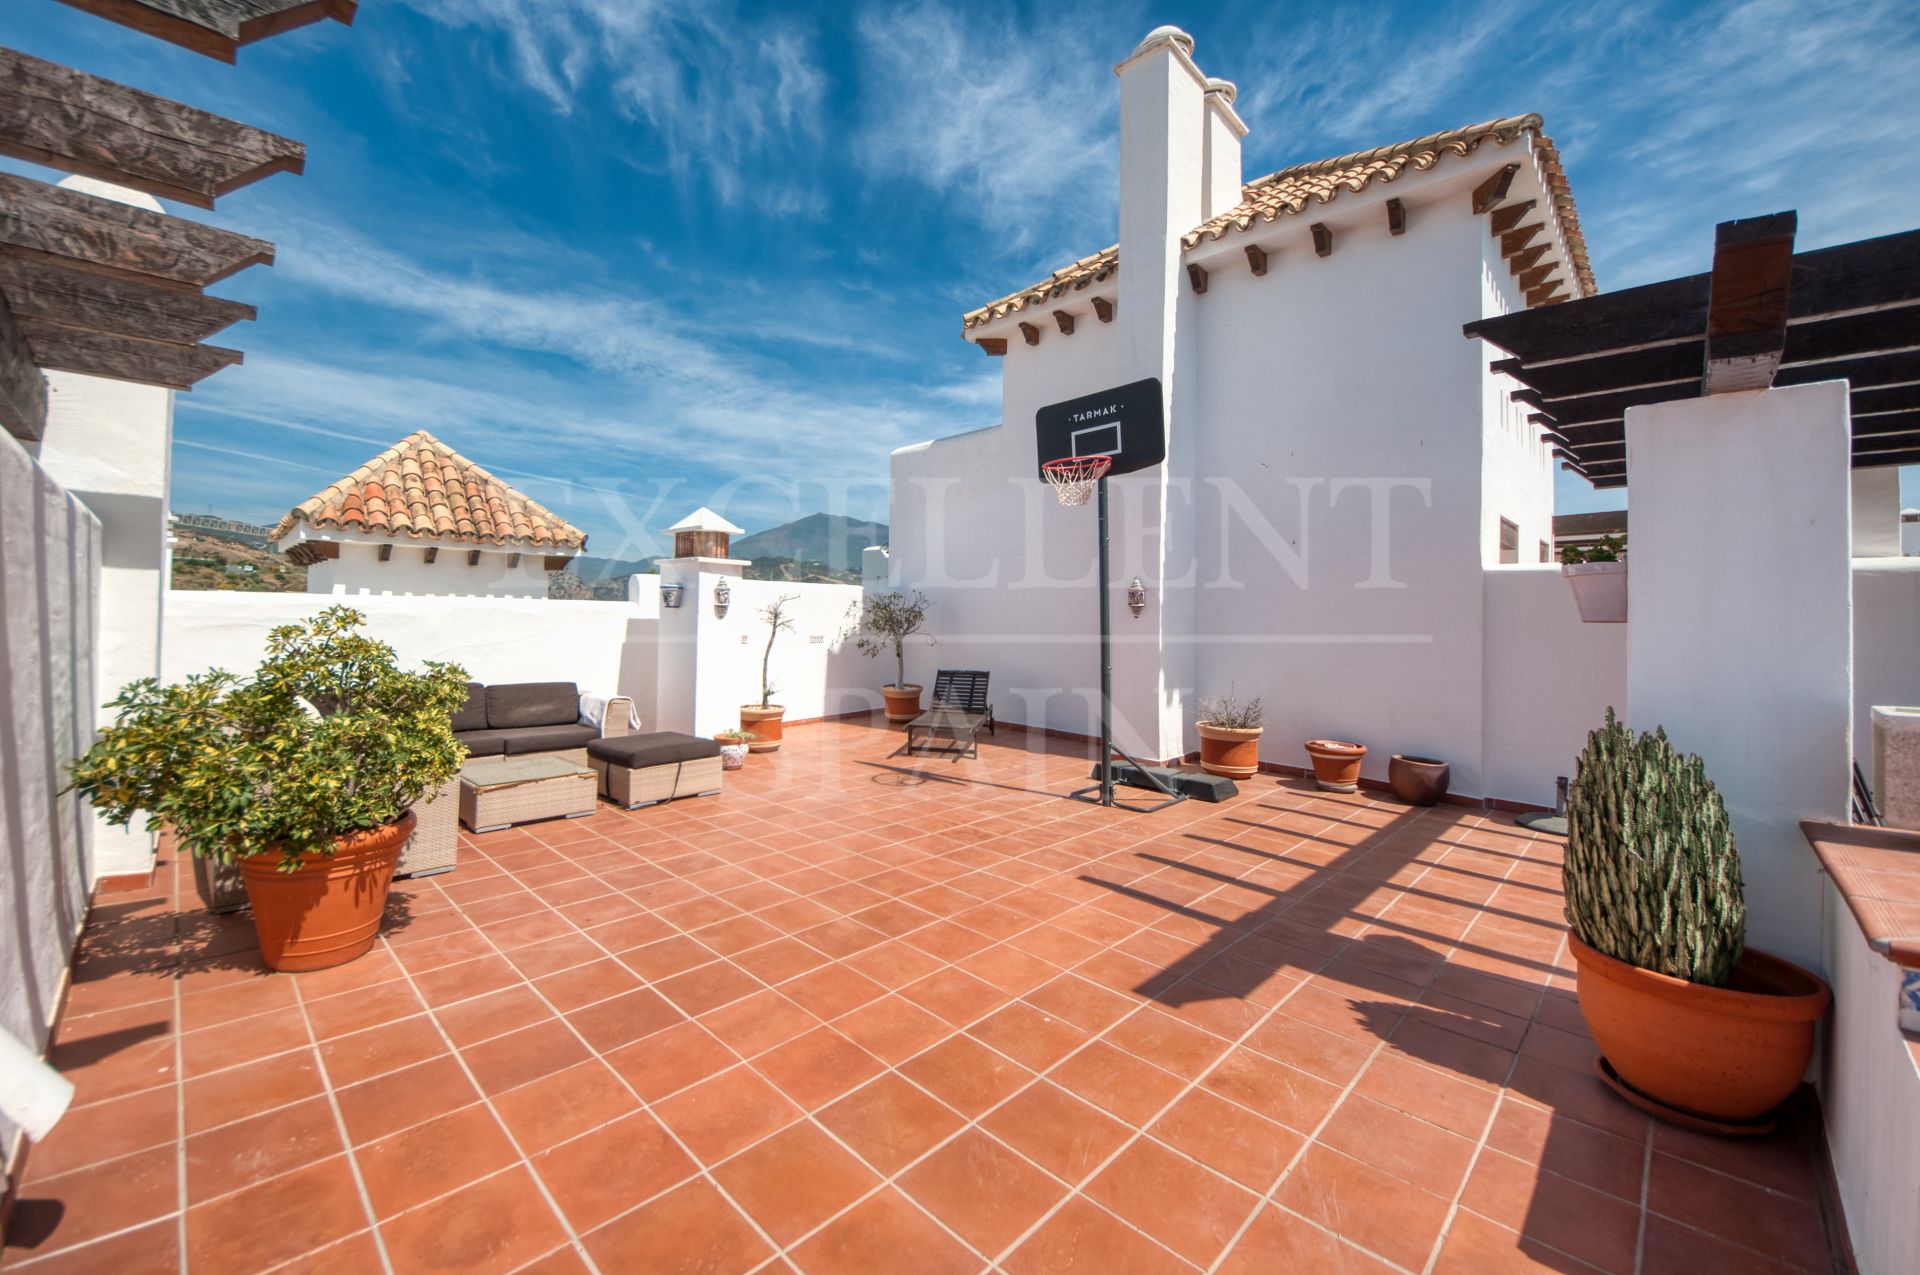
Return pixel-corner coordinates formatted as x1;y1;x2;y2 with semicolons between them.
905;670;995;758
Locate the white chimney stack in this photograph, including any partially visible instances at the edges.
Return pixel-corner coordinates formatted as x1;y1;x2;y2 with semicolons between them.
1201;78;1246;221
1114;26;1207;379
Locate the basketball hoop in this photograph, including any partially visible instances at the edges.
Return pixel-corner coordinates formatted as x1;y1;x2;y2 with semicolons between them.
1042;455;1112;507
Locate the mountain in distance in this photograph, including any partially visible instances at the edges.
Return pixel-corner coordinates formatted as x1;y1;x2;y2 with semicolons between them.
733;513;887;572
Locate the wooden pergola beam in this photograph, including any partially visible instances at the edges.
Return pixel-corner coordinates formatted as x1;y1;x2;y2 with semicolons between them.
17;320;241;389
0;256;254;344
0;290;48;441
0;48;304;210
53;0;358;64
0;172;273;291
1702;211;1796;395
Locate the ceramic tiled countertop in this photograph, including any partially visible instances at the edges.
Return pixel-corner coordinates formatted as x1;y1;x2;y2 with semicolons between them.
1801;819;1920;967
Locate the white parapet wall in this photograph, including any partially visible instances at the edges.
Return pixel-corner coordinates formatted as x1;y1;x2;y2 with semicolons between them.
1852;557;1920;777
0;435;102;1168
690;576;871;737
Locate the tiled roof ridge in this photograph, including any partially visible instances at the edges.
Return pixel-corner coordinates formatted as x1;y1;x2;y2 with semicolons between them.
268;429;588;550
962;113;1593;331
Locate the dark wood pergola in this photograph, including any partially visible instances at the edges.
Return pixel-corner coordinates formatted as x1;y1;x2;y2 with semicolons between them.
1;1;354;442
1463;213;1920;488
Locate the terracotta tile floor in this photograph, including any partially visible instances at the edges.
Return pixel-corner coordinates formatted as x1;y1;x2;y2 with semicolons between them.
4;719;1843;1273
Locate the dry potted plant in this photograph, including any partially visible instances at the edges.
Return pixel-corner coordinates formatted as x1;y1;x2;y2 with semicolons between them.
1561;534;1627;623
1195;688;1263;779
846;589;933;722
1564;709;1830;1130
740;591;799;752
713;729;755;770
68;607;468;972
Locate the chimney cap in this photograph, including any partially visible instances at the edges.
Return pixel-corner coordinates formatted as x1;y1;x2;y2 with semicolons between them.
1131;25;1194;59
666;506;745;536
1204;77;1237;103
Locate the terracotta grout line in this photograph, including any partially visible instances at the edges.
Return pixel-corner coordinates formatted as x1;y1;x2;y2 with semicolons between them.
172;906;189;1275
1634;1116;1655;1275
286;970;397;1275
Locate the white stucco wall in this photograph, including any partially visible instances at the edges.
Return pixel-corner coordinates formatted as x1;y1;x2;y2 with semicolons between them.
1851;559;1920;779
33;370;173;880
1819;882;1920;1275
162;591;658;715
1625;383;1852;972
1849;468;1901;557
693;576;869;737
1;436;101;1168
1480;567;1628;805
289;531;560;598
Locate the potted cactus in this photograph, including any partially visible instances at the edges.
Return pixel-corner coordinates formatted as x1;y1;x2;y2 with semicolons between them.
1563;709;1830;1129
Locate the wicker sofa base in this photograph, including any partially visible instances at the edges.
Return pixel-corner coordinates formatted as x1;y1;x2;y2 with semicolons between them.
460;769;597;833
398;776;461;878
590;753;724;810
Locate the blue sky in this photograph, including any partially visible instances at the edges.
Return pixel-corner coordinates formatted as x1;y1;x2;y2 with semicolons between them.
4;0;1915;561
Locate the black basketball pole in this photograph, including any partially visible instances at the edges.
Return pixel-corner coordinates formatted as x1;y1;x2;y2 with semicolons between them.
1070;471;1183;813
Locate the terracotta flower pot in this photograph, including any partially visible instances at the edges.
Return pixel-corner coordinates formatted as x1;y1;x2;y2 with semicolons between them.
1568;932;1830;1124
237;813;413;973
740;705;786;753
1303;739;1366;792
1196;722;1262;779
882;684;923;723
1388;754;1450;806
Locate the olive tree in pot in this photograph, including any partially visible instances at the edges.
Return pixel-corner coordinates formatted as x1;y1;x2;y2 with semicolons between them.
846;589;933;722
1564;709;1830;1131
1195;688;1263;779
740;591;799;752
68;607;468;973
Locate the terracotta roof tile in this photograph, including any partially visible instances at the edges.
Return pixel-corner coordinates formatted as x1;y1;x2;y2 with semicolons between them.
269;431;588;551
962;114;1593;331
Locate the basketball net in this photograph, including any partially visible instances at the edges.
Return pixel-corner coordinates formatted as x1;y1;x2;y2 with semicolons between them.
1042;455;1112;507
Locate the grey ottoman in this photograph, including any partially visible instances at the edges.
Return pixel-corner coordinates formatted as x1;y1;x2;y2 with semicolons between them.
587;732;725;810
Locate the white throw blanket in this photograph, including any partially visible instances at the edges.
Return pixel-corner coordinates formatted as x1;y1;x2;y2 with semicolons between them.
578;693;641;732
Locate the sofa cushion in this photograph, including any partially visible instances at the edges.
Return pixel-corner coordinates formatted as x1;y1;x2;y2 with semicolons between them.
451;682;488;733
499;723;598;755
588;731;723;768
486;681;579;729
454;728;514;757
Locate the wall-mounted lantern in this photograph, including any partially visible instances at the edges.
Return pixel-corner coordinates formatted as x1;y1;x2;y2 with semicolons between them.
1127;577;1147;619
713;578;731;617
661;583;685;609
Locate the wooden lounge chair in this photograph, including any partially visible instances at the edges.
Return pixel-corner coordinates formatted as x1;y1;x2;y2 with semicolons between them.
905;670;996;758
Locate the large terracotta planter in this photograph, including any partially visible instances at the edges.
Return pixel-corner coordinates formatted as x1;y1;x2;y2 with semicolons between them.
1304;739;1366;792
1568;932;1830;1124
1197;722;1262;779
1563;560;1627;623
740;705;786;753
882;684;923;723
237;813;413;973
1388;754;1450;806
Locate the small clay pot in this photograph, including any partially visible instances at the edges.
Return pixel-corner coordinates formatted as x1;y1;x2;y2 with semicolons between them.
1303;739;1366;792
1196;722;1263;779
1388;754;1450;806
882;684;923;723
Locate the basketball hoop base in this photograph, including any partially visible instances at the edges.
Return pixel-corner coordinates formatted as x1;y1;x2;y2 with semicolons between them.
1071;743;1188;814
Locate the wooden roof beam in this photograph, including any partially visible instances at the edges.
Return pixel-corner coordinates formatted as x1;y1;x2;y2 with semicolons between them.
1703;211;1796;395
1489;200;1536;236
1244;244;1267;276
0;256;254;344
1385;198;1406;237
1053;309;1075;335
1500;223;1545;257
0;290;47;441
976;336;1007;356
0;48;305;210
1853;446;1920;469
1507;244;1551;277
1092;296;1114;322
1471;163;1520;214
1310;223;1332;257
1018;321;1040;346
0;172;273;291
1187;263;1208;294
53;0;358;64
18;321;242;389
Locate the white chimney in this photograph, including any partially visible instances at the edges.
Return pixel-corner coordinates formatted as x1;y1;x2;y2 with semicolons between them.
1115;26;1206;376
1201;78;1246;221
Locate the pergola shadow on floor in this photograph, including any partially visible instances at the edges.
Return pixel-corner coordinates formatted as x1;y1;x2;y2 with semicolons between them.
5;719;1841;1274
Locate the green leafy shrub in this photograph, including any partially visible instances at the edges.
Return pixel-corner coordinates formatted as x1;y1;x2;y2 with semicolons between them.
845;589;933;691
1563;708;1745;985
1560;533;1625;565
69;606;468;871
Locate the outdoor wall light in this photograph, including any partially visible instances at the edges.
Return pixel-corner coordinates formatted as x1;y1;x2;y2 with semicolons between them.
713;578;730;617
1127;577;1147;618
661;583;685;609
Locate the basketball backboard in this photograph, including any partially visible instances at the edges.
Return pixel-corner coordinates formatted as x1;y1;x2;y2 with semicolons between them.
1034;377;1165;480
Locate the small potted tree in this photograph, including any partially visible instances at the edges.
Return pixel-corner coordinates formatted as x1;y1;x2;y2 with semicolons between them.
1564;709;1830;1128
1195;688;1263;778
847;589;933;722
1561;533;1626;623
68;607;468;972
740;591;799;752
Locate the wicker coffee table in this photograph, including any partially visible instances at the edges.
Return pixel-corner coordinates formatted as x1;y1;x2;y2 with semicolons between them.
459;755;597;833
